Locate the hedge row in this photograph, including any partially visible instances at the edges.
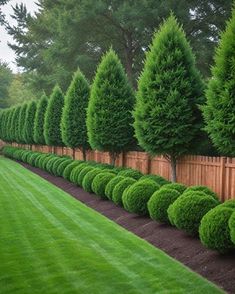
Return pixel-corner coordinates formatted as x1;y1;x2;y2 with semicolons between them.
3;145;235;253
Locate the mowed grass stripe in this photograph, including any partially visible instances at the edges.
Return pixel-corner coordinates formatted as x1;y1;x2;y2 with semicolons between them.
0;157;223;294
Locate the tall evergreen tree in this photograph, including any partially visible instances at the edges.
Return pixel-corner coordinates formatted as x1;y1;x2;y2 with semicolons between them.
44;85;64;147
24;100;37;145
203;8;235;156
87;49;135;165
134;15;204;181
13;105;21;143
61;69;90;160
6;108;14;142
18;103;28;144
34;94;48;145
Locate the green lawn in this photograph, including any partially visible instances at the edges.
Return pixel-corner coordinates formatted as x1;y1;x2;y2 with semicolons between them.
0;156;223;294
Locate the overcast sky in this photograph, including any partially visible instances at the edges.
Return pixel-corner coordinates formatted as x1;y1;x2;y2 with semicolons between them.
0;0;38;72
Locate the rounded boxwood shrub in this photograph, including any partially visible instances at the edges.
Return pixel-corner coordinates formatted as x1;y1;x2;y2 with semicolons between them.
45;157;60;173
27;153;40;166
229;211;235;245
220;199;235;209
30;153;42;167
69;162;88;183
82;168;103;193
147;188;181;223
183;185;218;200
63;161;83;181
56;159;73;177
118;169;143;180
41;154;56;170
140;174;170;186
199;207;235;253
163;183;186;194
51;158;68;176
105;176;125;200
172;193;219;235
37;154;51;169
21;151;32;163
112;177;136;206
122;179;160;215
77;166;95;186
92;172;116;198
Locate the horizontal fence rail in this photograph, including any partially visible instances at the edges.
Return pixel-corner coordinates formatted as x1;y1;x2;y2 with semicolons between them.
7;143;235;202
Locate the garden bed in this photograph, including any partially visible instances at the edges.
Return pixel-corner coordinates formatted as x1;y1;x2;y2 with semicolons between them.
21;162;235;294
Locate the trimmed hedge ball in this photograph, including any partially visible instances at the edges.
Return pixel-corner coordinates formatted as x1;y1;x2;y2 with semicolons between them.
163;183;186;194
92;172;116;198
112;177;137;206
229;211;235;245
118;169;143;180
105;176;125;200
184;185;218;200
42;155;57;171
69;162;87;183
56;159;73;177
77;166;95;186
122;179;160;215
63;161;83;181
51;158;68;176
46;157;60;174
172;193;219;235
147;188;181;223
140;174;170;186
199;207;235;253
82;168;103;193
220;200;235;209
37;154;51;169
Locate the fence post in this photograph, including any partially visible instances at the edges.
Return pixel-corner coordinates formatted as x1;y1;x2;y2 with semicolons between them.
220;157;226;201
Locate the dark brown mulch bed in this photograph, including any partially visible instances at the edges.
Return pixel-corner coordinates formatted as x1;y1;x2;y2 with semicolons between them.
21;162;235;294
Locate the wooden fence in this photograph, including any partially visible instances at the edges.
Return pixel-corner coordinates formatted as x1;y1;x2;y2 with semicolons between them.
9;143;235;201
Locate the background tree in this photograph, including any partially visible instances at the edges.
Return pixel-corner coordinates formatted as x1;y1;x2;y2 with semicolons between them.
203;7;235;156
87;49;135;165
18;103;28;144
13;105;21;143
134;15;205;181
34;94;48;145
23;100;37;145
61;69;90;160
0;61;13;108
44;85;64;147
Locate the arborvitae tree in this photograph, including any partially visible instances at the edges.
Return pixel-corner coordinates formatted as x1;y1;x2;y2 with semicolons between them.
11;106;20;142
34;94;48;145
23;100;37;145
44;85;64;147
0;110;7;141
61;69;90;160
18;103;28;144
87;49;135;165
203;8;235;156
13;105;21;143
6;108;15;142
134;15;204;181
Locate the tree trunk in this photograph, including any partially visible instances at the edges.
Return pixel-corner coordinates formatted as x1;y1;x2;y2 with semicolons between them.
110;152;117;166
82;147;86;161
170;155;177;182
72;148;76;160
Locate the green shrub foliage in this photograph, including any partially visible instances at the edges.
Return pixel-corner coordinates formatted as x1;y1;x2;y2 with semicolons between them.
148;188;181;223
133;15;204;181
69;162;88;183
140;174;170;186
77;166;94;186
51;158;67;176
56;159;73;177
11;106;21;143
24;101;37;144
44;85;64;146
61;70;90;159
34;94;48;145
18;103;28;143
184;185;218;200
105;176;125;200
63;161;83;181
118;169;143;180
220;200;235;209
229;211;235;245
87;49;135;165
82;168;103;193
199;207;235;253
92;172;115;198
122;179;160;215
112;178;137;206
163;183;186;194
172;192;219;235
203;9;235;156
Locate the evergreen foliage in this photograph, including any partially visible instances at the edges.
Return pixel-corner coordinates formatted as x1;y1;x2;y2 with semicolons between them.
87;49;135;165
34;94;48;145
18;103;28;144
134;15;204;181
44;85;64;146
203;9;235;156
24;100;37;144
61;70;90;159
